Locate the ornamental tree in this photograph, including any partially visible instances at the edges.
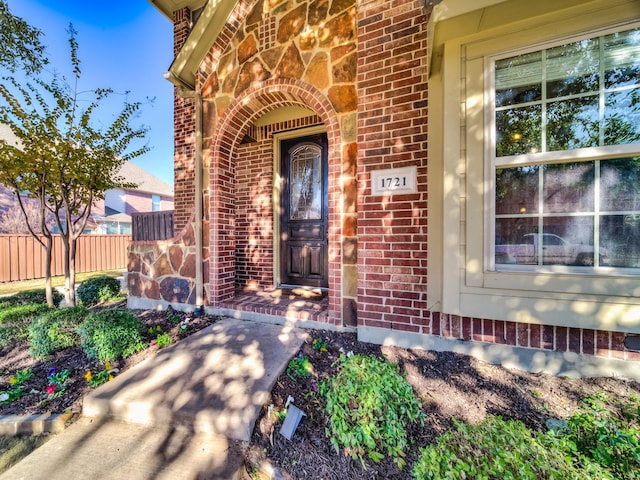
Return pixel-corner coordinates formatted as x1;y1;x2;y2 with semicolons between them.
0;0;47;75
0;26;148;306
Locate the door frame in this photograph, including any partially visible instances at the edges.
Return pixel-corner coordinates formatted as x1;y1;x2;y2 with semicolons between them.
273;125;327;288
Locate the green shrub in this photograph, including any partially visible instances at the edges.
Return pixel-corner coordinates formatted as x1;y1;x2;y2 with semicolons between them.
320;354;423;469
28;306;88;358
76;275;121;306
78;309;145;362
566;392;640;478
0;289;62;308
412;416;611;480
0;304;50;347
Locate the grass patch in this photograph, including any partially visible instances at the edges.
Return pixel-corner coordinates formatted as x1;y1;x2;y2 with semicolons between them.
0;435;51;474
0;270;125;297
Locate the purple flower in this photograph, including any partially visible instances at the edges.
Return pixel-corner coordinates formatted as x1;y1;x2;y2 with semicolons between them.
47;367;57;378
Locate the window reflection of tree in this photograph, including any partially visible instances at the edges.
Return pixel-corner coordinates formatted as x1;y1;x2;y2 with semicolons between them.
495;28;640;155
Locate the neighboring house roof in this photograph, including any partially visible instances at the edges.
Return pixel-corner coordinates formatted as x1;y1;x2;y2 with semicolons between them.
117;161;174;197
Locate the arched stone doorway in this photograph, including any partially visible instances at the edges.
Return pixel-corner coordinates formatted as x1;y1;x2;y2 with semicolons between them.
205;78;350;327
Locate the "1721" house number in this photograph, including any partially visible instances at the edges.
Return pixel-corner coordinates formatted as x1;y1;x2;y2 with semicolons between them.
371;166;417;195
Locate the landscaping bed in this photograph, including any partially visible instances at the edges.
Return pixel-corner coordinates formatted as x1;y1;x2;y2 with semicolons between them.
1;287;639;478
245;330;640;479
0;300;219;418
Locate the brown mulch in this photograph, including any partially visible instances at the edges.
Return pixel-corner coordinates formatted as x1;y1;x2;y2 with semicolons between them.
245;329;640;480
0;300;219;418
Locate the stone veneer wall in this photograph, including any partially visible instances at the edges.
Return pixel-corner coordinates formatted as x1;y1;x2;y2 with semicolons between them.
127;219;198;305
195;0;358;325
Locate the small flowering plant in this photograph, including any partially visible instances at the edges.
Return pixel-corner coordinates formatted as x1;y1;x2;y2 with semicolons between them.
85;361;116;388
148;325;162;336
179;318;190;333
286;352;313;379
166;305;184;324
46;368;70;397
0;368;33;404
312;337;330;353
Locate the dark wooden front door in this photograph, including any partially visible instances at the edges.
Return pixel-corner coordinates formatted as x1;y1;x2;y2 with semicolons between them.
280;134;328;288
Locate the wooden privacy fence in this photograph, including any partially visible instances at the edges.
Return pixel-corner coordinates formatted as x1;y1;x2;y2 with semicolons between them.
131;210;174;241
0;234;129;283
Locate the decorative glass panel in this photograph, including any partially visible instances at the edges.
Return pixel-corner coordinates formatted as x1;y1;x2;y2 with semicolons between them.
289;144;322;220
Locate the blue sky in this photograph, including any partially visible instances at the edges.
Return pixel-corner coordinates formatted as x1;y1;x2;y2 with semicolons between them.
8;0;175;185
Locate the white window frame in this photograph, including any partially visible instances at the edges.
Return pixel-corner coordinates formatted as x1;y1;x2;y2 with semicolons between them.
486;24;640;276
434;3;640;333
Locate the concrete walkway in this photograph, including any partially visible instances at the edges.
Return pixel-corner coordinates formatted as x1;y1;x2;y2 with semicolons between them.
1;318;308;480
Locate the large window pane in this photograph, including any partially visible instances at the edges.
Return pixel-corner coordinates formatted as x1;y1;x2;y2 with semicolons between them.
600;157;640;211
496;105;542;156
495;27;640;158
543;162;595;213
546;39;600;98
600;214;640;268
493;27;640;275
496;166;539;214
604;90;640;146
604;28;640;89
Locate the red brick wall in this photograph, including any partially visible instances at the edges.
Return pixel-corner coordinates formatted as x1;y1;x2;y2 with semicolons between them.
431;314;640;362
356;0;429;331
234;138;274;290
173;7;196;233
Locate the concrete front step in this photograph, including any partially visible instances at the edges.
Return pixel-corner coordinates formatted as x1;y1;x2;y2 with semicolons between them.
82;318;307;441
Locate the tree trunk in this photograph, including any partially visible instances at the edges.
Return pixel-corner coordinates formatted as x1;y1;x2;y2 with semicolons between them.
44;235;54;308
61;231;74;307
68;237;77;306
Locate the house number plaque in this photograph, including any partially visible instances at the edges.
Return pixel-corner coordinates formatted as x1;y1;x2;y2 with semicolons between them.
371;166;417;195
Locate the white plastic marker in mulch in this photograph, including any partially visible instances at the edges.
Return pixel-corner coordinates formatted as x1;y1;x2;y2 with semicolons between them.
280;396;306;440
280;404;306;440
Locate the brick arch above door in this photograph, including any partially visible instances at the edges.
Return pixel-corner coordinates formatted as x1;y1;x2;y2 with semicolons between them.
207;78;354;327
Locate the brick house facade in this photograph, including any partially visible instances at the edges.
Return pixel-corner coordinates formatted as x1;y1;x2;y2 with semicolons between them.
129;0;640;379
